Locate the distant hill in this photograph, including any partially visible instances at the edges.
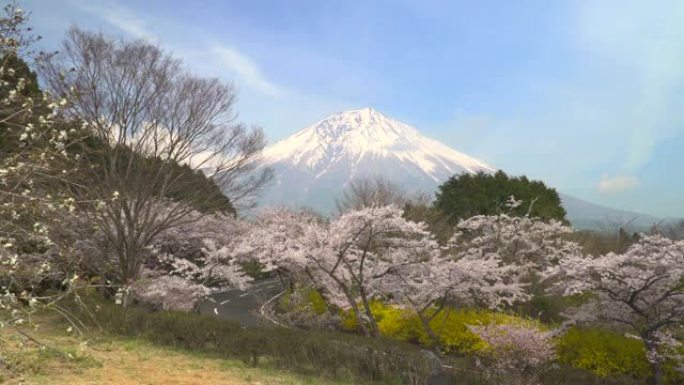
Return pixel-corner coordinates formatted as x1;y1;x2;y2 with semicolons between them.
559;193;668;232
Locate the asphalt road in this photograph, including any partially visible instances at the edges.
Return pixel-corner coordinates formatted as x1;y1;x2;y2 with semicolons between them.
197;277;284;327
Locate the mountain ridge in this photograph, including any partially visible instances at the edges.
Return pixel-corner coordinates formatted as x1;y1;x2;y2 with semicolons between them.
559;193;665;231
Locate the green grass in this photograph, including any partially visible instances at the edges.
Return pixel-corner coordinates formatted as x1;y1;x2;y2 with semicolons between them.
0;314;361;385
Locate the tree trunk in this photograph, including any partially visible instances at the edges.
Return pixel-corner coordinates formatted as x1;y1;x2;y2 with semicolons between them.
417;312;442;351
326;271;374;337
359;292;379;337
643;336;663;385
651;360;663;385
350;299;372;337
339;284;371;337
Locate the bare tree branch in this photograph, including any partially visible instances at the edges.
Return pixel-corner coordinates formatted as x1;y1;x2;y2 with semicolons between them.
39;28;271;284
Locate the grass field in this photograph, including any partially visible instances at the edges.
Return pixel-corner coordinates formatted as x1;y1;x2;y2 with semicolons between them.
0;316;351;385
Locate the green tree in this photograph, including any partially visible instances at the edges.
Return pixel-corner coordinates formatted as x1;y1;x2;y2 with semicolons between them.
433;170;567;223
69;136;235;215
0;55;47;151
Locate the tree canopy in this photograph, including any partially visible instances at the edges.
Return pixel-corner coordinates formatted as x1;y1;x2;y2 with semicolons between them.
433;170;567;223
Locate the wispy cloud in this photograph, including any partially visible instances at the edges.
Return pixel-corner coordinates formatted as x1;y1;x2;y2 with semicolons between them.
211;46;285;98
598;175;639;193
69;0;156;40
69;1;286;99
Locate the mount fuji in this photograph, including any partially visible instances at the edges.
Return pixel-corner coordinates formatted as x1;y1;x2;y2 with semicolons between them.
256;108;493;212
255;108;668;230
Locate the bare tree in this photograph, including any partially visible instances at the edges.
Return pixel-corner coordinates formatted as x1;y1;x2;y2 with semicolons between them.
40;28;271;285
335;176;412;214
651;219;684;241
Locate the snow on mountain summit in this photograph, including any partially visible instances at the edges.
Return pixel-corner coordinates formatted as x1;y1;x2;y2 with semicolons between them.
257;108;494;212
261;108;493;178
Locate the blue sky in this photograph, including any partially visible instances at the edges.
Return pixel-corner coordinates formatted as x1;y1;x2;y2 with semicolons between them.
26;0;684;217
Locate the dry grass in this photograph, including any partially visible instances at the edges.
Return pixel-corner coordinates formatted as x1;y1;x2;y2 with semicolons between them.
0;315;351;385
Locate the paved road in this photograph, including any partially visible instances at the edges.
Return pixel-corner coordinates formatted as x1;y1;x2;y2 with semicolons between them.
197;277;284;327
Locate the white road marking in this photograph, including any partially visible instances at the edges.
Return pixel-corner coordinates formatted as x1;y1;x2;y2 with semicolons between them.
207;278;284;297
239;292;250;298
219;299;231;305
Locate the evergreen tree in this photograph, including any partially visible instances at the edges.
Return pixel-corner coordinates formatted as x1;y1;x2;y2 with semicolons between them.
0;54;45;151
434;170;567;223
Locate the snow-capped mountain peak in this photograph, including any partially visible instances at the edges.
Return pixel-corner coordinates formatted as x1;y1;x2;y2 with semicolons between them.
310;107;418;144
257;108;493;213
261;108;493;176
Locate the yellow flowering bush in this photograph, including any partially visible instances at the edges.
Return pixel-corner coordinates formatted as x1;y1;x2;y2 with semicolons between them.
341;302;538;354
556;327;649;377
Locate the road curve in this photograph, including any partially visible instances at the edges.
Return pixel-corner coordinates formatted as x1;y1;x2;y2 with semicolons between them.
197;277;284;327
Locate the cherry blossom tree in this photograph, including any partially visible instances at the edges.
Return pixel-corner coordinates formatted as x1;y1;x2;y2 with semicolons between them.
315;205;439;337
240;205;439;337
449;213;580;281
129;209;253;310
372;211;576;348
370;247;447;341
234;207;324;284
375;248;529;349
551;234;684;385
43;202;255;312
447;212;583;319
243;204;580;342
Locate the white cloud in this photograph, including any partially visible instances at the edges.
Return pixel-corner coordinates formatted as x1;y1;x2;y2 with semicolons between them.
70;0;156;40
69;1;285;99
211;46;285;98
598;174;639;193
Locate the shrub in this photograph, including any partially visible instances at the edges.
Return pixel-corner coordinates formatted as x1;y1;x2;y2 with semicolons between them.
375;305;418;341
341;301;417;340
341;302;539;355
277;288;328;316
556;327;650;378
469;323;555;385
274;288;334;329
307;289;328;315
418;308;492;353
422;309;541;354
